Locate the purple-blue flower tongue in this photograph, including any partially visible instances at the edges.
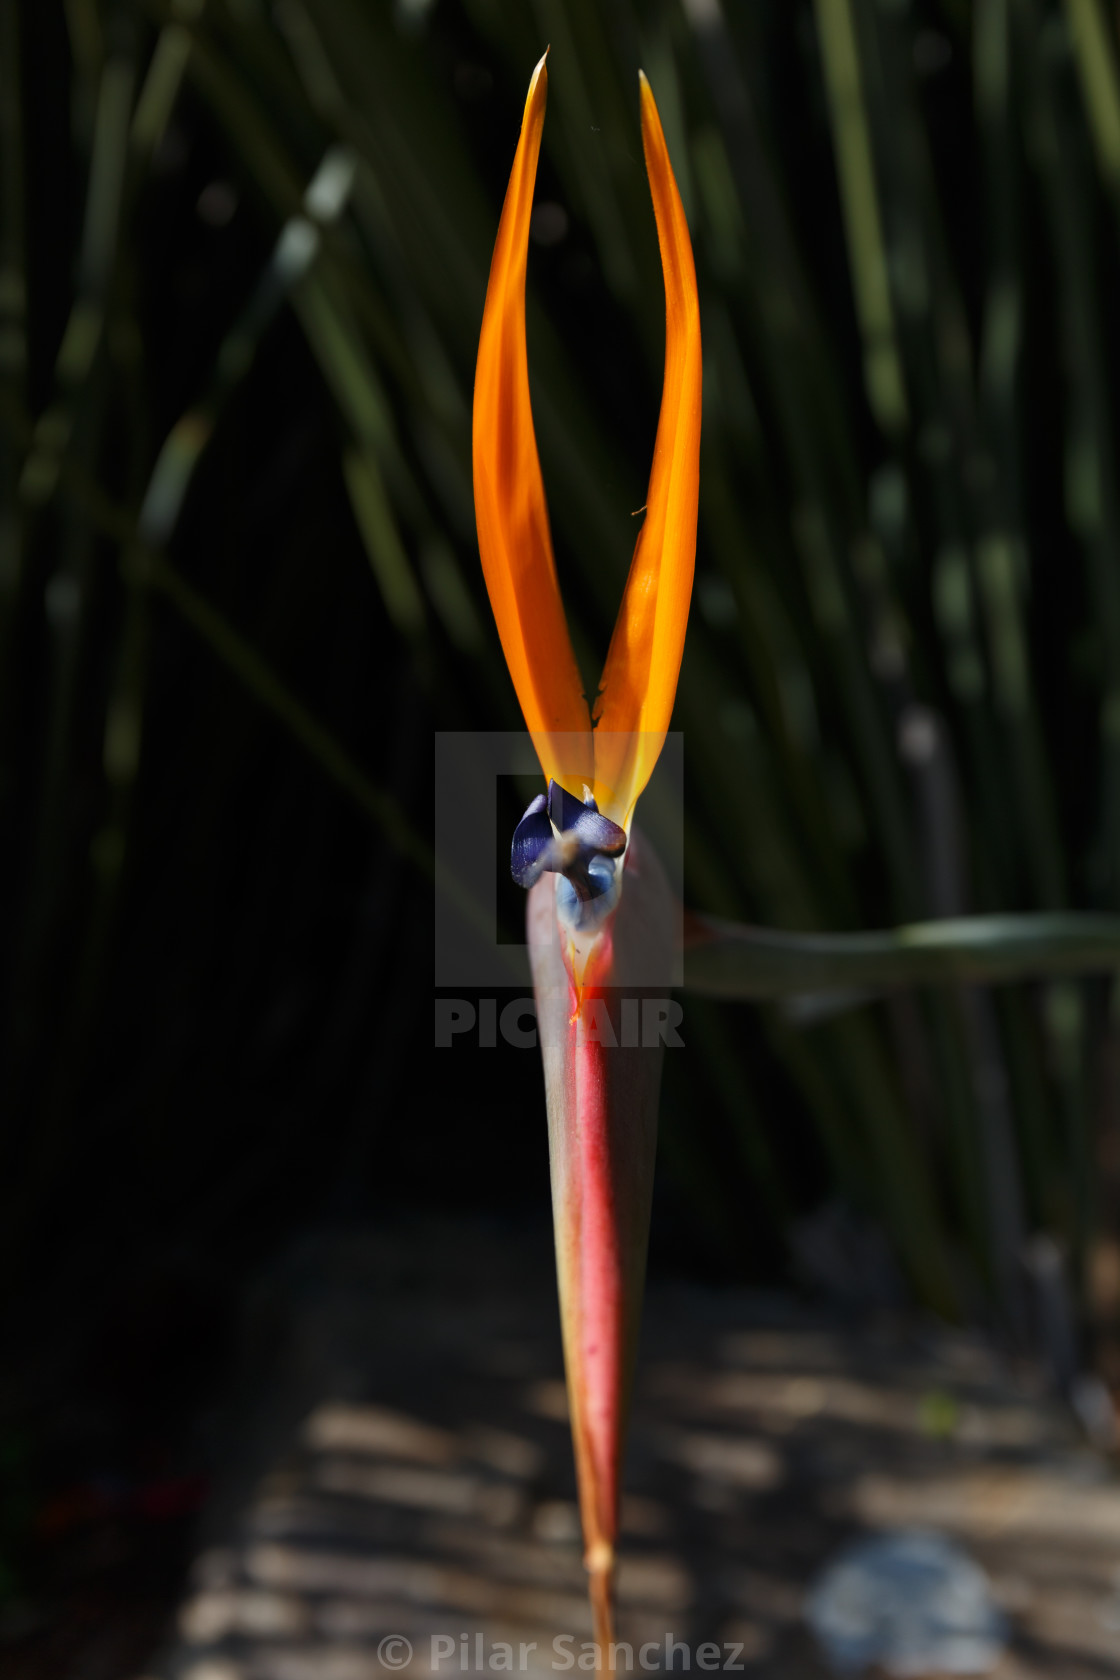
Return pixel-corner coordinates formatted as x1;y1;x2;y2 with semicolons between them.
511;781;627;897
511;793;553;889
547;783;628;858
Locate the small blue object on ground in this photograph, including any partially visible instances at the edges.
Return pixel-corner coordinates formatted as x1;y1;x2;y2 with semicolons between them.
805;1528;1009;1676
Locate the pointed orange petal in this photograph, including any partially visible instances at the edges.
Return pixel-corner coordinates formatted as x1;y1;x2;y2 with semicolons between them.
473;53;593;793
593;73;701;826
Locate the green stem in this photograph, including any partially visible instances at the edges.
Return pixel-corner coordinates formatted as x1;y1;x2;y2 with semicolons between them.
685;910;1120;997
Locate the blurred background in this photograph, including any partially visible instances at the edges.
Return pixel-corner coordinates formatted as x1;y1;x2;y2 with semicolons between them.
6;0;1120;1668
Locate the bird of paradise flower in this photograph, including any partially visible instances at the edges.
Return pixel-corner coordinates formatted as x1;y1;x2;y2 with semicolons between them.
472;50;701;1669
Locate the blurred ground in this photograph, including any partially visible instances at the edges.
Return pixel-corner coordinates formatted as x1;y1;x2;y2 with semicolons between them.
8;1220;1120;1680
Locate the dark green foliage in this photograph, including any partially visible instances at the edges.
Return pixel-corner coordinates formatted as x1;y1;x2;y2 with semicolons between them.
5;0;1120;1351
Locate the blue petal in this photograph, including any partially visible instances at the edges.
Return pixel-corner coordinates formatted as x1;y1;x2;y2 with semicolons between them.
547;782;626;858
547;780;592;834
510;781;627;915
510;793;553;888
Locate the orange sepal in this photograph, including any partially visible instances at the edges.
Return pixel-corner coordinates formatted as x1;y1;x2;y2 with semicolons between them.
592;73;702;826
472;51;593;795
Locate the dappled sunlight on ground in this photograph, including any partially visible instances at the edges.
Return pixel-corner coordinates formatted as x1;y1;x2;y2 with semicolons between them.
139;1226;1120;1679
